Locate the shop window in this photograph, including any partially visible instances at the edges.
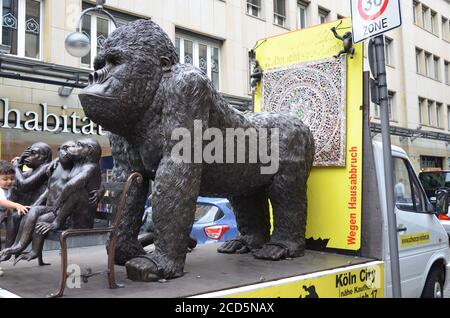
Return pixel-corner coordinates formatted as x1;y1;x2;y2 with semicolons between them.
175;33;221;90
0;0;42;59
420;155;443;170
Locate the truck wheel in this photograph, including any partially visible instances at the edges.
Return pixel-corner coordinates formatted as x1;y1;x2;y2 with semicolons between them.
421;267;444;298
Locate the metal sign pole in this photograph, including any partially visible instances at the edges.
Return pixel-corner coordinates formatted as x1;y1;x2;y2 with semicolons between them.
371;35;402;298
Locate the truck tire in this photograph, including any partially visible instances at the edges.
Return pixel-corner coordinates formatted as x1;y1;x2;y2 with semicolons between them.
421;266;444;298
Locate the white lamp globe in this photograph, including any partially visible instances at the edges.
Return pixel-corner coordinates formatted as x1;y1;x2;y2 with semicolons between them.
65;32;91;58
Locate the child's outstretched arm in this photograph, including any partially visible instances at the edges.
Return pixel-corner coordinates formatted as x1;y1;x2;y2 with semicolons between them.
0;199;30;215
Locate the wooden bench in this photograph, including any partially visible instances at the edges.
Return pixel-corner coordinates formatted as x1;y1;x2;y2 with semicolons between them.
45;172;143;298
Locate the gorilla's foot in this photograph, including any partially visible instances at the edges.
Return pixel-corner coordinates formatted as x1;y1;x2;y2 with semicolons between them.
252;242;304;261
115;239;146;265
217;238;250;254
125;254;163;282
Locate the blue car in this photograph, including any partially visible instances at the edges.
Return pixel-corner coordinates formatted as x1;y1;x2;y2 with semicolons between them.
191;197;239;244
141;196;238;245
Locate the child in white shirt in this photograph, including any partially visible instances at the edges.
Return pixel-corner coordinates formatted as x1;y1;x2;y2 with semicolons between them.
0;160;30;216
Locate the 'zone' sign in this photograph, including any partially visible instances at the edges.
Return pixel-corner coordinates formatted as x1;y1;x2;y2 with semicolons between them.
351;0;402;43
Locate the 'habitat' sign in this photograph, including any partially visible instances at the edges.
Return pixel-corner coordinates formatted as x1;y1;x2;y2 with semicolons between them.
0;98;106;136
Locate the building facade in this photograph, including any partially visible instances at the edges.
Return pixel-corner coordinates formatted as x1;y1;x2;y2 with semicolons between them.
0;0;449;173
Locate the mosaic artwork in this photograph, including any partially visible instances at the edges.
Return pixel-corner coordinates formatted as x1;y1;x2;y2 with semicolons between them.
262;57;347;166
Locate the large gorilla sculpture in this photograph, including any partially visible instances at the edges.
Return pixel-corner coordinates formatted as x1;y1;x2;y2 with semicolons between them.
79;19;315;281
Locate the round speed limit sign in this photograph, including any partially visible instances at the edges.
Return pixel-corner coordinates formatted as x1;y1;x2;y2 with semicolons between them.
358;0;390;21
351;0;401;43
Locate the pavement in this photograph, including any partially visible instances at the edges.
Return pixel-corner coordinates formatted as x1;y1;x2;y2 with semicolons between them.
0;243;370;298
445;281;450;298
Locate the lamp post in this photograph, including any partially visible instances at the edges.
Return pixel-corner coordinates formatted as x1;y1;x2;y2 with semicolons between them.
65;0;118;58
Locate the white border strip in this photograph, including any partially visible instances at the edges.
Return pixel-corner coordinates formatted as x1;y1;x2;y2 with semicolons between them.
191;261;384;298
0;287;21;298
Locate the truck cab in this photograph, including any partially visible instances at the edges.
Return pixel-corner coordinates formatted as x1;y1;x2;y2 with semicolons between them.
372;142;450;297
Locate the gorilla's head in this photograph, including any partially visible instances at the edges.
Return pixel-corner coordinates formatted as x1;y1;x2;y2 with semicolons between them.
79;19;178;135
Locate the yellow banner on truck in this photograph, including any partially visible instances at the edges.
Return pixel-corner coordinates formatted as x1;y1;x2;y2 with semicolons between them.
193;261;384;298
254;18;364;252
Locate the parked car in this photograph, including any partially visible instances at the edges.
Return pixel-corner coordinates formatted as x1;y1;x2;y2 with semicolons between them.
141;196;238;245
418;170;450;235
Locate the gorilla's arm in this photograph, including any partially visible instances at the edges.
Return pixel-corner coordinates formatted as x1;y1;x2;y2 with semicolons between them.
140;68;212;275
111;133;149;265
14;163;50;193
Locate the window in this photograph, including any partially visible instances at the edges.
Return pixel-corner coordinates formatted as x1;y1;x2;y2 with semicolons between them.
247;0;262;18
80;9;135;68
297;1;308;29
430;10;437;35
273;0;286;27
0;0;42;59
373;103;380;118
318;7;329;24
436;103;442;128
413;1;420;25
442;17;450;41
393;157;426;213
427;100;434;126
419;98;425;124
416;48;423;74
385;37;393;66
445;61;449;85
448;106;450;130
421;156;443;170
425;52;432;77
422;5;429;30
388;91;395;120
175;33;221;90
433;56;440;81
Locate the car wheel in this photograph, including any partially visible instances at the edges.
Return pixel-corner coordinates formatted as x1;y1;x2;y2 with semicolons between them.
421;266;444;298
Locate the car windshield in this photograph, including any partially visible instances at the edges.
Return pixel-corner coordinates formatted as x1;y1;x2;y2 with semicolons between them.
419;172;450;190
195;204;220;224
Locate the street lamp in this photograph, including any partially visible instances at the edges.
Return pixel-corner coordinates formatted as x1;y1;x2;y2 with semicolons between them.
65;0;118;58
